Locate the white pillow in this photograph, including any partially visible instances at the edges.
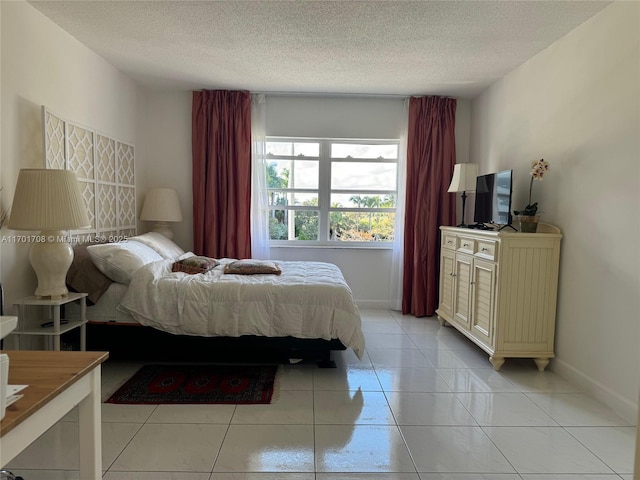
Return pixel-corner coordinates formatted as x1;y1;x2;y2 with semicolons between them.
177;251;195;261
128;232;185;260
87;241;164;285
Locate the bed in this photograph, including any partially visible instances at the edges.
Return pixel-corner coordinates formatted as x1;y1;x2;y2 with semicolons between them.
66;233;365;366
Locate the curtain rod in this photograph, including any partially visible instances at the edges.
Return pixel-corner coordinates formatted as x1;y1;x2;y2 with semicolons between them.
252;91;456;100
194;89;454;100
252;91;409;99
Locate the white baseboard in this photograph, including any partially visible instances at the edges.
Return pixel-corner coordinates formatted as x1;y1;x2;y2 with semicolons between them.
551;358;638;425
354;300;391;309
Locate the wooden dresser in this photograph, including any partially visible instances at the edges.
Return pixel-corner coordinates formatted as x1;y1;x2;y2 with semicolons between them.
436;224;562;371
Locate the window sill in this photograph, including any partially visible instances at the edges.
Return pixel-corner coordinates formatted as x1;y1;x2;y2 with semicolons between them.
269;243;393;250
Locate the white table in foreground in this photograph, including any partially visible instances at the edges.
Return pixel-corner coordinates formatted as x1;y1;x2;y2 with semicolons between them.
0;350;109;478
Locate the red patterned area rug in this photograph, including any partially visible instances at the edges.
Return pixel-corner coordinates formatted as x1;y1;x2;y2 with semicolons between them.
106;364;278;404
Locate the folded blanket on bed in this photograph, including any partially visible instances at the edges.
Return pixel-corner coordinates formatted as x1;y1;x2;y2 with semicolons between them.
223;259;281;275
172;255;219;274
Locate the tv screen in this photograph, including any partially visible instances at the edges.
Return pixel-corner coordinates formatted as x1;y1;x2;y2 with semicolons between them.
473;169;512;225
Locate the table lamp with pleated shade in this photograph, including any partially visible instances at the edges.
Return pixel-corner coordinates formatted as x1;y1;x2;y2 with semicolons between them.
8;169;90;299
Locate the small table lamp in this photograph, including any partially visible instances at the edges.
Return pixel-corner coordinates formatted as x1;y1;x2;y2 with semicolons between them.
8;169;91;299
140;188;182;239
447;163;478;228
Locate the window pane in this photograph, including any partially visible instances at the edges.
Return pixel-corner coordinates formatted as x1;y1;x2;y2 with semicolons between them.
266;160;290;188
331;162;397;190
331;193;396;209
269;210;319;241
332;143;398;159
266;142;293;156
266;160;318;189
329;212;396;242
294;142;319;157
266;141;319;157
268;191;318;207
291;161;319;188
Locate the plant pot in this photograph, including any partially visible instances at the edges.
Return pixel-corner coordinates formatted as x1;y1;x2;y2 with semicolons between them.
517;215;539;233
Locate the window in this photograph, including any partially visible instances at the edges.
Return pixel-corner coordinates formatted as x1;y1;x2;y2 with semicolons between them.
266;138;399;245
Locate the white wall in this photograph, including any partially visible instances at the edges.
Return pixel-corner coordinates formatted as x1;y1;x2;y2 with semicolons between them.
136;90;193;251
265;95;406;139
136;94;471;306
469;2;640;423
0;1;140;311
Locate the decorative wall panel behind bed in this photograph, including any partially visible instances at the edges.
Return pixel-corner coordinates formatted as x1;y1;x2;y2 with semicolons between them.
42;106;136;240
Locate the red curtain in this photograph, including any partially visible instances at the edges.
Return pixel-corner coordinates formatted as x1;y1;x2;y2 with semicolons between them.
402;96;457;317
192;90;252;258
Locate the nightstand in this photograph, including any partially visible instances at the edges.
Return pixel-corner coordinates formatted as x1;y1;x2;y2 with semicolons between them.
12;292;87;351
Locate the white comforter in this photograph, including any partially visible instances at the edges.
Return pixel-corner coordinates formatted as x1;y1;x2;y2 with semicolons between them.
117;259;365;359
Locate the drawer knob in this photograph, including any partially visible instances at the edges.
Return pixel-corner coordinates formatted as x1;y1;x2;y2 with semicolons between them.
463;243;469;247
482;247;488;252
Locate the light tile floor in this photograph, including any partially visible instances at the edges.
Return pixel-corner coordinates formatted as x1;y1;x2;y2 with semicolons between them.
5;309;637;479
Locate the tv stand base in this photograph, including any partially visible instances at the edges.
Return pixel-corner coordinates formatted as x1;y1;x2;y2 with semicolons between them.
469;223;494;230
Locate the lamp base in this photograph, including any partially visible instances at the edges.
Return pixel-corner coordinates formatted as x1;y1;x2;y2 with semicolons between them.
456;191;469;229
29;230;73;299
150;222;174;239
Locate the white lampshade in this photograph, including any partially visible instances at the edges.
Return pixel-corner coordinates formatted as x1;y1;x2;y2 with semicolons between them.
7;168;91;299
140;188;183;222
447;163;478;193
8;169;90;230
140;188;182;239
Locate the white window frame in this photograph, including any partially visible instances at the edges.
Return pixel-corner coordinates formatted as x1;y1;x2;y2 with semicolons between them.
266;137;399;248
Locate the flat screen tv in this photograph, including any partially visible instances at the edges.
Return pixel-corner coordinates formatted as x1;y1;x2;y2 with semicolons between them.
473;169;513;226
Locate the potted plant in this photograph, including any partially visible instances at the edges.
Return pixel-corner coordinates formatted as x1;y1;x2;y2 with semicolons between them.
513;159;550;232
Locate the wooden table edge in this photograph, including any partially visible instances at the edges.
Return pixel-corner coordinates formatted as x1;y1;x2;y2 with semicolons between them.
0;350;109;437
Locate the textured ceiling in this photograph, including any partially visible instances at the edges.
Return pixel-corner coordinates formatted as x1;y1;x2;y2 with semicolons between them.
28;0;611;97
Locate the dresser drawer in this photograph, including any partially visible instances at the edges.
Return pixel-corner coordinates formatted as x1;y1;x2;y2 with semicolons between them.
442;233;457;250
476;239;498;260
458;237;476;254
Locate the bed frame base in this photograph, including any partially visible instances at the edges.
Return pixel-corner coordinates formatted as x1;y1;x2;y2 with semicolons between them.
87;322;345;368
317;358;337;368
